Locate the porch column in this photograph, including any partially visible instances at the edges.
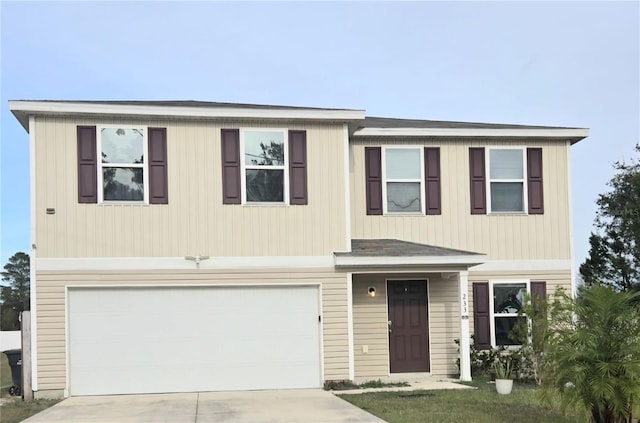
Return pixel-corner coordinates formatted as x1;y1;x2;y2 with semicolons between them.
458;270;472;382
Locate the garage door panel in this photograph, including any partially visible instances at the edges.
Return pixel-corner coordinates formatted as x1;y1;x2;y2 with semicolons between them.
68;286;321;395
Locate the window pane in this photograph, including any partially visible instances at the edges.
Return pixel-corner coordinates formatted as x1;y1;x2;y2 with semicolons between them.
386;149;420;179
387;182;421;212
101;128;144;164
494;283;526;314
490;149;523;179
494;317;525;346
245;131;285;166
246;169;284;202
103;168;144;201
490;182;523;212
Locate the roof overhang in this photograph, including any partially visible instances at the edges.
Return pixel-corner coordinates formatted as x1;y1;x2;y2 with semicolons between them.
352;127;589;144
334;239;486;269
334;254;487;268
9;100;367;132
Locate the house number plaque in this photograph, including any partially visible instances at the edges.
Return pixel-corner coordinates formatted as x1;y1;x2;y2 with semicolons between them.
461;292;469;317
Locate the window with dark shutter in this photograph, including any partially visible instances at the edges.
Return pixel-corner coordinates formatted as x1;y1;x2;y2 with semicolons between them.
221;129;241;204
148;128;168;204
527;148;544;214
473;282;491;350
365;147;383;215
469;148;486;214
288;130;307;205
77;126;97;203
424;147;441;215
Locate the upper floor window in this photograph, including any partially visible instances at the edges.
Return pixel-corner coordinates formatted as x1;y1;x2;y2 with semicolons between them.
241;129;288;203
365;146;440;216
383;148;424;214
77;125;168;205
488;148;525;213
99;127;147;202
469;146;543;215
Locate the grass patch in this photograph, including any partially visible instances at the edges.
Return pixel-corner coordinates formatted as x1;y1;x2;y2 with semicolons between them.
359;379;410;389
1;353;14;397
339;378;585;423
1;353;60;423
0;398;61;423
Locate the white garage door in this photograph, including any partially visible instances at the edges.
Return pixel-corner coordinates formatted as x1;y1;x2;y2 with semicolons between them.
68;285;321;396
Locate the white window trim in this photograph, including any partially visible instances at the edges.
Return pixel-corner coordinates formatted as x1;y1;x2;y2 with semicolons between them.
381;146;425;215
485;146;528;214
488;279;530;348
97;125;149;204
240;128;289;205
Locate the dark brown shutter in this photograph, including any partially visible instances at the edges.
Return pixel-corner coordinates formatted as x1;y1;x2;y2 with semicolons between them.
469;148;486;214
77;126;97;203
530;281;547;309
365;147;383;215
473;282;491;350
530;281;547;345
148;128;168;204
289;130;307;205
424;147;441;215
221;129;241;204
527;148;544;214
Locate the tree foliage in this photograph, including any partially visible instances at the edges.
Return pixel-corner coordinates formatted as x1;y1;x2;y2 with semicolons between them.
580;145;640;291
542;285;640;423
1;252;30;330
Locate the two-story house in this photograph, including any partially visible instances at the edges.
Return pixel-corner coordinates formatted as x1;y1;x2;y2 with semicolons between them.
9;100;588;398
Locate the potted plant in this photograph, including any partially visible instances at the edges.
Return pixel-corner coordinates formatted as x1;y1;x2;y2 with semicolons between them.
493;358;514;395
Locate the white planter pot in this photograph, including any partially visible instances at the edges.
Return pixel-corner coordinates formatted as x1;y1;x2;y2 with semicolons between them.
495;379;513;395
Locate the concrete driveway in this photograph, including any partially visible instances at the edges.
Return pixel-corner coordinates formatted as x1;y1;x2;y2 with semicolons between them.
22;389;387;423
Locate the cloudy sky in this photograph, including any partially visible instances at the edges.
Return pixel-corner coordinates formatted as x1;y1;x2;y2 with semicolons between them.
1;1;638;272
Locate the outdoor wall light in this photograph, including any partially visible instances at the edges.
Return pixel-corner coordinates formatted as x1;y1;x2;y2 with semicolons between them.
368;286;376;297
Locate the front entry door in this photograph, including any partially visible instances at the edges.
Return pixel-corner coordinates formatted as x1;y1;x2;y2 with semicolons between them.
388;280;430;373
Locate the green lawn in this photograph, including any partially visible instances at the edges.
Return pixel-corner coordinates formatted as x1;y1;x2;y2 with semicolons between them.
1;353;13;396
338;379;586;423
1;354;60;423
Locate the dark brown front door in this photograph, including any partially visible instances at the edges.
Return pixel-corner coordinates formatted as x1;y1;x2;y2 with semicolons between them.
388;280;430;373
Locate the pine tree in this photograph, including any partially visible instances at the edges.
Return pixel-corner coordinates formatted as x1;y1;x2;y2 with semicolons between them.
0;252;30;330
580;145;640;291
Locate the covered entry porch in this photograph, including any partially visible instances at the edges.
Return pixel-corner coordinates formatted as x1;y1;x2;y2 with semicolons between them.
335;239;486;382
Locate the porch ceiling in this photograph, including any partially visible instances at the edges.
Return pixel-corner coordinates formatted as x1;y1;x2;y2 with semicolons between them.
334;239;486;269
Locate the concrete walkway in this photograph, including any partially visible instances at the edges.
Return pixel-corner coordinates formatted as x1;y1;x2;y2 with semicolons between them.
22;389;387;423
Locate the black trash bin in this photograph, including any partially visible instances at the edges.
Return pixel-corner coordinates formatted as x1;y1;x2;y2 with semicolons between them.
3;349;22;396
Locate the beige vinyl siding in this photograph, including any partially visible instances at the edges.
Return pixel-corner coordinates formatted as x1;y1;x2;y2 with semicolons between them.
353;274;389;378
352;273;461;379
34;116;347;258
350;139;572;261
428;275;460;376
35;269;349;392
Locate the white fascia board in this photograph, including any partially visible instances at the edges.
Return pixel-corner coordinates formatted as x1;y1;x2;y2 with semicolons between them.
334;255;487;267
353;127;589;139
472;259;572;273
37;256;335;271
9;101;366;123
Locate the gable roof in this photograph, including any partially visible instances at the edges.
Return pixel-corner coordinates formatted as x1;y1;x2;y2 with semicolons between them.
9;100;589;143
352;116;588;143
334;239;486;268
8;100;366;131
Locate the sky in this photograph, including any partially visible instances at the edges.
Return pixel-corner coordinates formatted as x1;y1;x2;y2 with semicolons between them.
1;1;638;274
